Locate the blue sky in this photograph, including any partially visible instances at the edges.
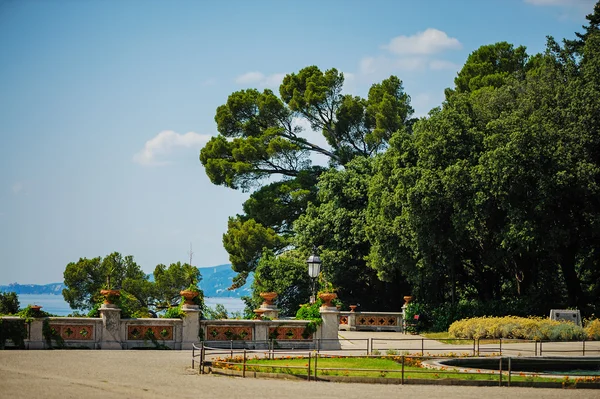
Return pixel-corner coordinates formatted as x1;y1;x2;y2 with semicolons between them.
0;0;595;284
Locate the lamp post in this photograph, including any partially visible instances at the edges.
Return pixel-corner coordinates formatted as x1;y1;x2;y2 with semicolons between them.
307;248;322;304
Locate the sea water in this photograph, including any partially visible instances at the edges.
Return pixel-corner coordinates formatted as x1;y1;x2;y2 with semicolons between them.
17;294;245;316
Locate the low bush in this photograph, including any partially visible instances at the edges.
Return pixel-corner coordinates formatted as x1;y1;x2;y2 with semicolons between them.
584;318;600;340
448;316;590;340
404;299;539;332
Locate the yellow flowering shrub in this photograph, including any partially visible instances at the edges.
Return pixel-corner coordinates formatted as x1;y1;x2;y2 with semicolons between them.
584;319;600;340
448;316;589;340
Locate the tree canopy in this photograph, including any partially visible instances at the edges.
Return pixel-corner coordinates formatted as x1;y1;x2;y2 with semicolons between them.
62;252;204;317
201;66;414;287
367;10;600;313
199;0;600;319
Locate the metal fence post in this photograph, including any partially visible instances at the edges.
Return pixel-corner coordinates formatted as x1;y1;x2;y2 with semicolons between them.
192;345;195;370
477;338;480;356
230;340;233;359
307;352;311;382
369;337;372;355
421;338;424;356
540;341;543;357
499;338;502;355
507;357;511;387
401;355;405;385
473;338;476;356
583;340;586;356
499;357;502;386
199;344;205;375
314;351;318;380
243;349;247;378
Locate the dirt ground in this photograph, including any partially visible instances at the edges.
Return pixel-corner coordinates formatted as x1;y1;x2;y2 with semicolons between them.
0;350;598;399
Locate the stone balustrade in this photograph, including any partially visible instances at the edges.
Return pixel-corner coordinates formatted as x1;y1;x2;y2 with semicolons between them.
1;303;341;349
338;311;403;332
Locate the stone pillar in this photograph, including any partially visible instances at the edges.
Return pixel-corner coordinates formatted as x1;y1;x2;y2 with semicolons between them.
181;304;200;350
318;305;340;350
259;304;279;320
254;321;269;343
348;312;357;331
99;304;122;349
27;319;45;349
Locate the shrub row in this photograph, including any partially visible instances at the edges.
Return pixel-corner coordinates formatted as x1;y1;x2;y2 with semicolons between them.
448;316;600;341
404;299;541;332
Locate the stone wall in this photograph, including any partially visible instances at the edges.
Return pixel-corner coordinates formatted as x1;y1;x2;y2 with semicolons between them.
2;303;340;350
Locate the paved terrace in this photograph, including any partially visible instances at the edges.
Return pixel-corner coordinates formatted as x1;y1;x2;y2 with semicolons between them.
338;331;600;357
2;332;599;399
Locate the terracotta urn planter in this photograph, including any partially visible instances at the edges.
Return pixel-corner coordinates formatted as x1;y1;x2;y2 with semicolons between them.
259;292;277;306
180;290;199;306
349;305;357;312
318;292;337;308
253;309;266;319
30;305;43;315
403;295;414;305
100;289;121;305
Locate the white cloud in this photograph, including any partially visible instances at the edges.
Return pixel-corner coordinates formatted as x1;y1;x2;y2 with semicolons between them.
342;71;358;95
359;56;426;76
11;182;24;194
235;71;264;84
133;130;211;166
382;28;462;55
263;73;286;87
429;59;460;71
235;72;285;88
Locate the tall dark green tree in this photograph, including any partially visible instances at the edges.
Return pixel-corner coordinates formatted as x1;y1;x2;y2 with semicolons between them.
201;66;414;287
295;157;410;310
367;19;600;313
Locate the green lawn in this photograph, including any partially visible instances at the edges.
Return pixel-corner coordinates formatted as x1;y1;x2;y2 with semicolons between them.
211;355;590;383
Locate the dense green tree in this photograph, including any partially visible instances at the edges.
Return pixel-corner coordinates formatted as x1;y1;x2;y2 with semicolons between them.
62;252;204;317
368;20;600;313
295;157;409;310
62;253;139;311
152;261;202;310
0;292;19;315
451;42;528;95
246;249;312;317
565;1;600;53
222;218;287;288
201;66;414;287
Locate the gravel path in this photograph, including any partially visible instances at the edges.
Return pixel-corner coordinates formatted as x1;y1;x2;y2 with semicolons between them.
0;350;598;399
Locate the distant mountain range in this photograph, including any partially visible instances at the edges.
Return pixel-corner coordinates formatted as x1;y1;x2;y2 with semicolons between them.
198;264;254;297
0;264;254;298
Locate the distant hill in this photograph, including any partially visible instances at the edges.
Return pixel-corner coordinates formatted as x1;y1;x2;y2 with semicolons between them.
0;282;65;295
0;264;253;298
199;264;254;297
